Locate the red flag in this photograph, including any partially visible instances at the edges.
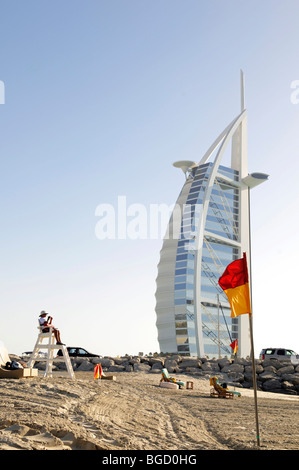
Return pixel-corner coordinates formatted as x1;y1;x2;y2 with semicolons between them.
230;339;238;355
94;363;102;380
218;253;251;317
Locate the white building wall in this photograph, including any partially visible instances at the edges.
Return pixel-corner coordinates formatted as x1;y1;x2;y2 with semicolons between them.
231;112;251;358
155;180;192;353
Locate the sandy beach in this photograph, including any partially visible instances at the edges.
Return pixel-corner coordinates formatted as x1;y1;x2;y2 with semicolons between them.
0;371;298;451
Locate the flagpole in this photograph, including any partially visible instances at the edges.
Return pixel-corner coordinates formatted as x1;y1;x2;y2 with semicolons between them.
247;189;261;448
217;294;220;358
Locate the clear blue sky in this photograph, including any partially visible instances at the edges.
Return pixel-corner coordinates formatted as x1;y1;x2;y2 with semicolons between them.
1;1;299;357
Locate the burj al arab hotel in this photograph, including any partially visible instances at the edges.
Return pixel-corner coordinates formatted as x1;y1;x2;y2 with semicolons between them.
155;72;268;358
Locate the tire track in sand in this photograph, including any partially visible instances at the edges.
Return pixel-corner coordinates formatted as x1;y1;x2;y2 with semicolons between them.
66;377;229;450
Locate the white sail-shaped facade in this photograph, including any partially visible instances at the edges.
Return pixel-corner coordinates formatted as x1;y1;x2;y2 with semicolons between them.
155;73;267;358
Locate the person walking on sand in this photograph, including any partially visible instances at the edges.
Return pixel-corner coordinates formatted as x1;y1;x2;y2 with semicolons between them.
39;311;65;345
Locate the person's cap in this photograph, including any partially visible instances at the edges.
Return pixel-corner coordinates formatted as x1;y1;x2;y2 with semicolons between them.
39;310;47;316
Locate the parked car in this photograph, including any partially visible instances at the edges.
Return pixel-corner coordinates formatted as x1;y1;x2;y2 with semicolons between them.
56;347;100;358
259;348;298;361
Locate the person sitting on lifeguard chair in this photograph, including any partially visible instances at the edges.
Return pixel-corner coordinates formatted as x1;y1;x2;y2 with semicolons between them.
39;311;65;345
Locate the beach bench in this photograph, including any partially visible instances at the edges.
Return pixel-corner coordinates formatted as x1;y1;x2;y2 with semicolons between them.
160;368;185;389
210;376;241;399
0;341;38;379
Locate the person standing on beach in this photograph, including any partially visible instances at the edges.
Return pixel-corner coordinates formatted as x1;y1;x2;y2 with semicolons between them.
39;311;65;345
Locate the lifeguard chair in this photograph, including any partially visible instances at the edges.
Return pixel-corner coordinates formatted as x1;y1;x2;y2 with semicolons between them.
27;325;75;379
